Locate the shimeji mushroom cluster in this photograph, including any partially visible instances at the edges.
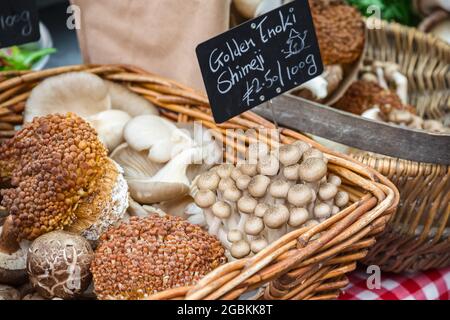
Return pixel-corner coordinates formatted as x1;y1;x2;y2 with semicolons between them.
192;142;350;260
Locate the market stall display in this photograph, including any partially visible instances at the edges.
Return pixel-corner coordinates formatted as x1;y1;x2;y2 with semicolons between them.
0;65;398;300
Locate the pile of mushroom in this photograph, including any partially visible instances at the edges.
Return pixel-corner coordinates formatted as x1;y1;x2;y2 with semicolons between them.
91;215;226;300
111;115;220;209
24;72;159;152
336;60;449;134
188;142;350;260
0;114;128;255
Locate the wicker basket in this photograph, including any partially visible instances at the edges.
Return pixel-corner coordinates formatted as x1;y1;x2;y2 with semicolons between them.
353;20;450;273
0;65;398;300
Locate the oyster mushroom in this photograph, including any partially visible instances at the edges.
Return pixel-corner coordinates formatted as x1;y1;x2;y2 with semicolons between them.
24;72;111;123
112;144;200;205
91;216;226;300
27;231;94;300
104;80;159;117
87;110;132;152
0;114;128;253
124;115;194;163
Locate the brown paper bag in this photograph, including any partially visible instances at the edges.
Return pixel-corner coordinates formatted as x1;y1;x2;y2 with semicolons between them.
72;0;231;92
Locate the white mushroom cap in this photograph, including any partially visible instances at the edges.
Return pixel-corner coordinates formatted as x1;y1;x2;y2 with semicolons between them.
238;164;258;177
247;143;270;162
248;175;271;198
24;72;111;123
223;187;242;202
217;164;234;179
228;230;244;243
299;158;328;182
292;141;311;154
314;203;332;219
236;175;252;190
231;168;243;181
289;208;310;227
251;238;268;254
283;164;300;181
237;196;258;214
288;184;313;207
318;183;338;201
212;202;232;219
244;217;265;236
303;148;325;161
279;145;302;166
231;240;251;259
197;172;220;191
254;203;269;218
257;154;280;176
194;190;216;208
87;110;132;152
335;191;350;207
263;205;290;229
124;115;193;163
269;179;290;199
218;178;235;192
328;174;342;186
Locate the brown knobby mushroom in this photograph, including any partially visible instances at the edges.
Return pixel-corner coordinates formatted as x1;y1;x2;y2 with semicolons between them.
91;216;226;299
27;231;94;300
0;114;128;252
310;0;365;65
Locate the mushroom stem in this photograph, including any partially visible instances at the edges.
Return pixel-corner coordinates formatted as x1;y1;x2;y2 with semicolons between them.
0;216;20;255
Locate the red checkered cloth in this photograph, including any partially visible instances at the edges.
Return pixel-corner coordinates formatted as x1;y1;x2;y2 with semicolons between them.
339;267;450;300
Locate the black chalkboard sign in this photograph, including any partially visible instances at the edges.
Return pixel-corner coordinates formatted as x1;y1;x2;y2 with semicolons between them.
196;0;323;123
0;0;40;49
